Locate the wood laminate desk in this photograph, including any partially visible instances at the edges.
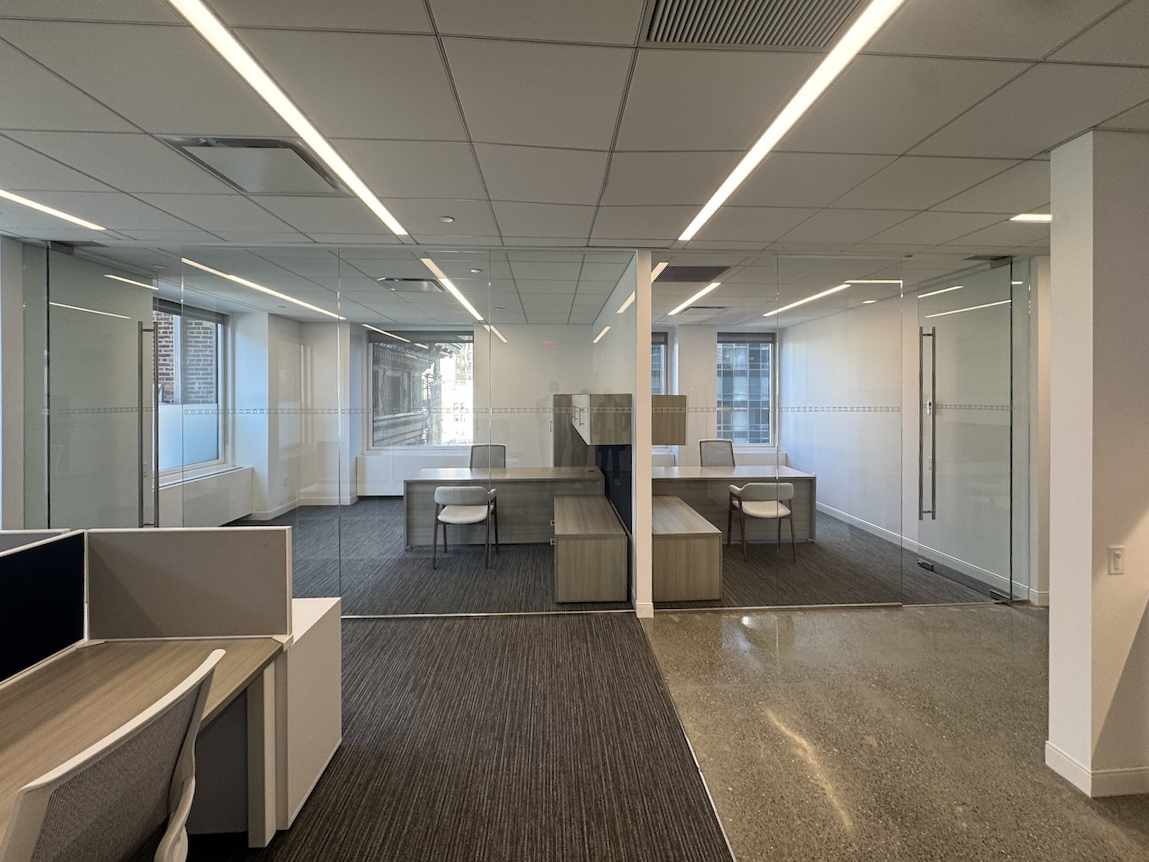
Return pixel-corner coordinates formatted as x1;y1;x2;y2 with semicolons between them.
0;638;281;848
405;466;604;547
652;496;722;601
651;465;817;543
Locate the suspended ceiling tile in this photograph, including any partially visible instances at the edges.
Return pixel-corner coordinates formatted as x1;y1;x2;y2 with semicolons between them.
601;151;738;206
870;0;1127;60
492;202;594;239
617;49;818;151
446;38;630;150
430;0;643;44
834;156;1017;210
1101;101;1149;132
240;30;465;140
932;160;1050;214
0;22;290;136
779;209;915;244
590;206;695;241
383;198;498;236
9;132;233;194
944;220;1050;248
784;55;1029;155
0;1;181;22
867;211;1004;245
0;39;133;132
913;64;1149;159
2;190;189;230
254;196;392;234
476;144;608;206
0;137;110;191
336;139;486;199
696;206;817;244
732;153;895;208
215;0;432;31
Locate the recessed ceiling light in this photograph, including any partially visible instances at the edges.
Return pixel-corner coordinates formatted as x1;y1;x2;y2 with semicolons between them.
763;283;850;317
470;268;482;274
363;325;409;342
677;0;907;241
668;281;721;316
847;279;901;285
104;274;157;291
593;325;611;344
420;257;483;322
862;299;877;304
165;0;407;237
925;299;1012;319
49;301;130;320
182;257;344;320
1010;213;1051;223
0;189;106;231
439;215;456;224
1011;280;1024;286
484;324;508;344
918;285;963;299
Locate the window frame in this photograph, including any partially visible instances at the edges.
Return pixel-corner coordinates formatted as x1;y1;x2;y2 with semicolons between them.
366;330;476;450
153;299;229;479
715;331;777;448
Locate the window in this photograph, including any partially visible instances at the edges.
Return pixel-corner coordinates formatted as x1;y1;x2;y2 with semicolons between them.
716;333;775;445
154;300;226;472
651;332;669;395
370;332;473;447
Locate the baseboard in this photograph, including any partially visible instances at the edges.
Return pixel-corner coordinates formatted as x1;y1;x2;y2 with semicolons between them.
298;494;358;507
1029;587;1050;606
1046;740;1149;796
249;499;300;521
635;601;654;619
816;501;902;545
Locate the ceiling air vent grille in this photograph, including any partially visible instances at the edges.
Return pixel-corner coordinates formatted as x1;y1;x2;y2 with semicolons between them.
644;0;862;48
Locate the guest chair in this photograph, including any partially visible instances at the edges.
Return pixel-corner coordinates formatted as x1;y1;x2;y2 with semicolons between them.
469;444;507;469
699;438;735;468
433;486;499;569
0;649;224;862
728;483;796;562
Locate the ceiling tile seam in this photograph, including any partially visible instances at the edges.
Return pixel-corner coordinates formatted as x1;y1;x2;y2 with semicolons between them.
0;132;236;240
421;0;510;255
854;48;1145;67
564;255;589;324
0;17;192;28
921;160;1033;213
1039;0;1135;61
585;37;643;245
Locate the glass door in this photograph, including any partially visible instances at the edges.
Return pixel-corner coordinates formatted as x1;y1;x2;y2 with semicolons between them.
910;264;1014;602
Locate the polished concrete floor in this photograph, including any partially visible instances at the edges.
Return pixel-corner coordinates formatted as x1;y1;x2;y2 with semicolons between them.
644;605;1149;861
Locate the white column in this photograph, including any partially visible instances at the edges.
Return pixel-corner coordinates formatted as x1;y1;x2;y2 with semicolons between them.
634;251;653;618
1047;130;1149;796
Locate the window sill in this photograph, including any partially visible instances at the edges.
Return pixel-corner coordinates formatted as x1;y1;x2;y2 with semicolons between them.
159;464;246;489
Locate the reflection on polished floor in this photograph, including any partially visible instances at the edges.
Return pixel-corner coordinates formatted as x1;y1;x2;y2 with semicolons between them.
235;499;630;615
656;511;995;610
644;605;1149;861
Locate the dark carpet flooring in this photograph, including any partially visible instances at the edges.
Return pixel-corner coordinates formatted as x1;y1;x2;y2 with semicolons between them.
235;498;631;615
190;615;733;862
657;511;999;610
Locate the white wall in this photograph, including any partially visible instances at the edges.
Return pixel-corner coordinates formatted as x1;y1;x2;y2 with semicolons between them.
0;238;24;528
475;323;595;467
671;325;718;467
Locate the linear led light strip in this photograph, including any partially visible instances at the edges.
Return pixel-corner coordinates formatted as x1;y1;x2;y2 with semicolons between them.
1011;213;1051;223
182;257;344;320
678;0;906;242
763;283;850;317
364;324;409;342
484;324;508;344
50;301;130;320
925;299;1011;319
105;274;157;290
167;0;407;237
617;260;668;314
917;284;963;299
668;281;721;316
847;279;901;285
593;325;611;344
0;189;106;231
420;258;484;322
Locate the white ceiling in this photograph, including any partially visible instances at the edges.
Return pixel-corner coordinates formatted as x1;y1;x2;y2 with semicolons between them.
1;0;1146;322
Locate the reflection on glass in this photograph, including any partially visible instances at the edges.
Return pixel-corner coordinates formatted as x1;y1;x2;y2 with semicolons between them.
154;304;224;472
716;335;774;444
369;333;474;447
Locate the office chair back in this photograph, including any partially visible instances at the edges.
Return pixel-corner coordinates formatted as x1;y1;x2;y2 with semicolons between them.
737;482;795;502
699;439;735;467
434;486;493;507
469;444;506;469
0;649;224;862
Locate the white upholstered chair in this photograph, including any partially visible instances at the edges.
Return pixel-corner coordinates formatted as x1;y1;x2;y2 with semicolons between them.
699;438;735;468
728;482;796;561
433;486;499;569
0;649;224;862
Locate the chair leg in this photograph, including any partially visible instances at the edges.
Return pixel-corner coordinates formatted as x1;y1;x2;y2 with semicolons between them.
727;503;733;546
741;510;748;561
777;517;782;554
432;518;438;570
789;516;797;562
485;516;490;569
494;502;500;552
443;523;448;554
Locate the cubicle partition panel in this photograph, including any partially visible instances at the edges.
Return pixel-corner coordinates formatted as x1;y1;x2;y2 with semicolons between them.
0;531;86;683
0;529;70;553
87;527;292;639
